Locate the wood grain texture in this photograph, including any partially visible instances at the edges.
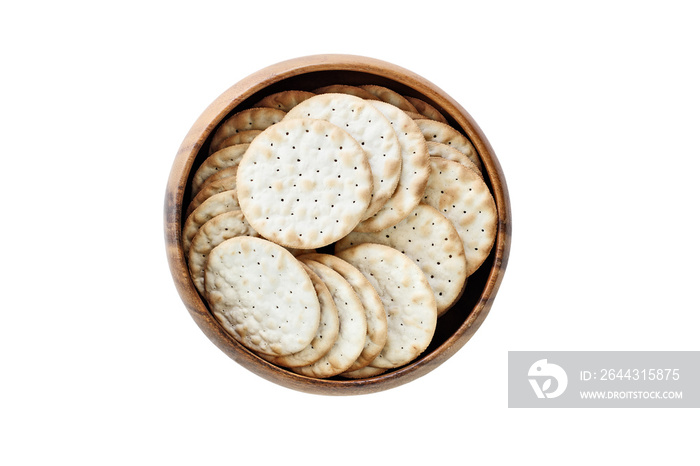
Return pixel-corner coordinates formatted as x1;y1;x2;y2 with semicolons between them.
164;54;512;395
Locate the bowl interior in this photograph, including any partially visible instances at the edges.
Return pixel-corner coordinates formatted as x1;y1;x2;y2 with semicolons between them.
167;58;509;395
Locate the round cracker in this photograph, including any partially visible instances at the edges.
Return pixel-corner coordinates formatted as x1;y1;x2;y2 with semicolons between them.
335;244;437;369
210;130;261;154
298;253;387;372
260;263;340;368
354;100;431;232
187;210;259;294
204;236;321;356
236;118;372;249
427;141;483;179
423;157;497;277
341;365;387;379
337;203;468;316
414;119;482;172
210;107;286;154
293;259;368;378
186;174;238;218
404;96;448;123
284;93;402;220
359;84;418;113
313;84;380;101
254;90;316;112
182;189;239;256
191;143;249;195
196;165;238;195
405;111;429;119
284;247;315;257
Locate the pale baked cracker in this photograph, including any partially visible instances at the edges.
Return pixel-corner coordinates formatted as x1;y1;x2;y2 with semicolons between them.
187;210;259;294
209;107;286;155
299;253;387;372
405;111;428;120
191;143;249;195
341;365;387;379
423;157;497;277
254;90;316;112
196;165;238;195
284;247;315;257
337;203;468;316
204;236;321;356
261;262;340;368
335;244;437;369
210;130;261;154
404;96;448;123
313;84;380;101
427;141;483;179
359;84;418;113
236;118;372;249
285;93;402;219
182;189;239;256
354;100;431;232
414;119;482;172
186;174;238;217
293;259;368;378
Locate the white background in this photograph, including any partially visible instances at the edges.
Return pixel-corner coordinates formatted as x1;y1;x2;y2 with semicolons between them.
2;1;698;464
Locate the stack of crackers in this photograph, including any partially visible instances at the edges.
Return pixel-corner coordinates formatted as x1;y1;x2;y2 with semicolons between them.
183;85;497;379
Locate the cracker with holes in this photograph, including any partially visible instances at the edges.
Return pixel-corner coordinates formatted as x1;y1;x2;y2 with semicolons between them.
335;243;437;369
261;262;340;368
182;189;239;256
205;236;321;356
210;108;286;154
236;118;372;249
337;203;468;316
285;93;402;219
184;82;499;379
405;111;428;120
186;174;238;217
404;96;448;123
196;165;238;197
359;84;418;113
299;253;387;372
191;144;250;195
313;84;380;100
427;141;483;180
188;210;259;294
293;258;368;378
354;100;430;232
342;365;387;379
210;130;261;154
423;157;497;277
254;90;316;112
414;119;482;172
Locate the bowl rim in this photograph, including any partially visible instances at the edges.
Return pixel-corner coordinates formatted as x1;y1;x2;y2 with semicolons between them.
164;54;512;395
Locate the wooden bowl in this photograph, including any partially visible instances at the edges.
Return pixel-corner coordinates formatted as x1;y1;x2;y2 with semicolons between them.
164;54;511;395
